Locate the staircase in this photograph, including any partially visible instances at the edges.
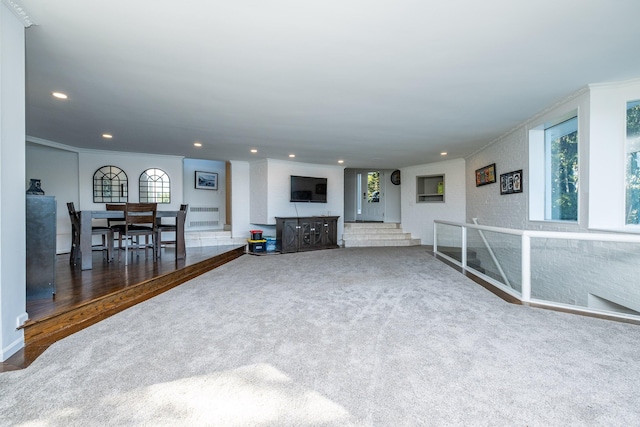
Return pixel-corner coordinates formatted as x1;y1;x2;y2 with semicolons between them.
185;230;246;248
343;222;421;248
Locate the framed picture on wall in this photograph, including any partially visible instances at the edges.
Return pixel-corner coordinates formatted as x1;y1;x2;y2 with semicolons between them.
195;171;218;190
500;170;523;195
475;163;496;187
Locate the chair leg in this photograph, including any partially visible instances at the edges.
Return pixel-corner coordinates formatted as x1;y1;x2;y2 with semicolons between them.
70;244;77;265
107;232;114;261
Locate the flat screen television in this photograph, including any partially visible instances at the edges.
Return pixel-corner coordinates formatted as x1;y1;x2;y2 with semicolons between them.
290;175;328;203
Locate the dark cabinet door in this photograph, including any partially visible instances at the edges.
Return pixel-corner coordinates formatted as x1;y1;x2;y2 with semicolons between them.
278;218;300;253
276;216;340;253
299;219;326;251
323;218;338;247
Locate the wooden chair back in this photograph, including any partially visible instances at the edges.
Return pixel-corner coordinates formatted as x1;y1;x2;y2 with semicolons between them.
105;203;126;227
124;202;157;231
66;202;79;229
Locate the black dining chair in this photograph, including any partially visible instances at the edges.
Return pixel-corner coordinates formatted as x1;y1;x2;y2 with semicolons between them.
66;202;113;264
105;203;128;251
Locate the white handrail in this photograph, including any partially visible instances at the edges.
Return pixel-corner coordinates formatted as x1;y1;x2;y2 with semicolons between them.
435;220;640;243
436;220;525;236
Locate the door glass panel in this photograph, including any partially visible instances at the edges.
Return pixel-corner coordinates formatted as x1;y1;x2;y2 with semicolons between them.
368;171;380;203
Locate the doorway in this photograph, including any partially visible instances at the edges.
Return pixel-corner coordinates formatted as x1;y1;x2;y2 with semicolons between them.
356;171;384;222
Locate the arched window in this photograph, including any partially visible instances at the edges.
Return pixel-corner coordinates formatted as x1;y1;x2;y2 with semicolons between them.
139;168;170;203
93;165;128;203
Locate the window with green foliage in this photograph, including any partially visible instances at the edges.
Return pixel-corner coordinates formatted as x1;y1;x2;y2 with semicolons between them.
545;116;578;221
626;100;640;224
367;171;380;203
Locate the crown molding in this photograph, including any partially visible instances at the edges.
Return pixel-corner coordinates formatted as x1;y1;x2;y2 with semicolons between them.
2;0;34;27
27;135;186;160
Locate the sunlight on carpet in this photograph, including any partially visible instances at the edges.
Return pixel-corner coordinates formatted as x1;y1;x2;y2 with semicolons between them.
104;364;350;426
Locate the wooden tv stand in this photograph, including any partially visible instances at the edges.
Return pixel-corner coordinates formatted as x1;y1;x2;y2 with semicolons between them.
275;216;340;253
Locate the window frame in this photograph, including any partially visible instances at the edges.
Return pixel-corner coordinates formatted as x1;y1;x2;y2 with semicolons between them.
93;165;128;203
529;110;579;223
139;168;171;204
625;99;640;225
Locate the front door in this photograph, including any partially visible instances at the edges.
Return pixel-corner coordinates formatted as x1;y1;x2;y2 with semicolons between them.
356;171;384;222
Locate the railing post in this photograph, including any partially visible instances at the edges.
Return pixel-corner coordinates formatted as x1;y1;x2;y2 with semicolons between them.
521;234;531;302
461;226;467;268
433;222;438;253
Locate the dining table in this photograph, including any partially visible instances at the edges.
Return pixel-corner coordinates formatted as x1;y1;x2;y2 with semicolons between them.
79;210;187;270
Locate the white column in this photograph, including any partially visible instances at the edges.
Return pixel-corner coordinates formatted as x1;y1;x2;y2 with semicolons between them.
0;1;29;361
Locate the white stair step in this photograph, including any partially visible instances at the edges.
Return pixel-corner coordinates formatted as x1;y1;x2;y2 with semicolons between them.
344;222;399;229
343;228;407;235
342;222;420;248
343;233;414;241
185;230;246;247
344;239;421;247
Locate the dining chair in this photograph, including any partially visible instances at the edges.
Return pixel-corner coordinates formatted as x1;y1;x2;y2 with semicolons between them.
66;202;113;264
105;203;128;251
121;202;158;265
155;204;188;257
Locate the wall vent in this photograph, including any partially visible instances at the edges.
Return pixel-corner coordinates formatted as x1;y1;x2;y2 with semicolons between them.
187;206;220;229
190;220;220;228
190;206;218;213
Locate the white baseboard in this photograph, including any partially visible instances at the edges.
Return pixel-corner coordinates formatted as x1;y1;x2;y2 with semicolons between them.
2;335;24;362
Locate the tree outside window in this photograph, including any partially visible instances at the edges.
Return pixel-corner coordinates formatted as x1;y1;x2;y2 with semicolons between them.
546;117;578;221
367;171;380;203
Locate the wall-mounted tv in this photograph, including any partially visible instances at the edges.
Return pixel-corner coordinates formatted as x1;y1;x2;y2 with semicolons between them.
290;175;328;203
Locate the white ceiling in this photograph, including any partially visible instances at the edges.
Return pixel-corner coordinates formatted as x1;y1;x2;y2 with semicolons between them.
18;0;640;169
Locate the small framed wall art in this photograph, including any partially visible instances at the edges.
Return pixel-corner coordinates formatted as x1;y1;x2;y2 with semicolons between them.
500;170;523;195
195;171;218;190
475;163;496;187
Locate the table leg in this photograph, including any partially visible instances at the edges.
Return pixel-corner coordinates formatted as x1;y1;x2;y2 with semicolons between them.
79;210;93;270
176;210;186;260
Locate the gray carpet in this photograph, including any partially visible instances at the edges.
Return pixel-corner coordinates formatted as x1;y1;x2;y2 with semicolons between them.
1;247;639;426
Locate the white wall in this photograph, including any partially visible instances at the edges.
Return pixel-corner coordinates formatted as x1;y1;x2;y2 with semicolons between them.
26;141;187;253
589;78;640;231
466;89;590;232
230;160;251;240
78;150;184;210
248;159;345;240
0;3;28;361
183;158;226;229
249;159;269;225
382;170;401;223
401;158;466;244
343;169;401;223
26;142;79;253
343;169;357;222
463;80;640;315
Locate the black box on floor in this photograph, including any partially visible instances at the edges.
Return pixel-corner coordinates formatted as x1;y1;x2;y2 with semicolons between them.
248;239;267;253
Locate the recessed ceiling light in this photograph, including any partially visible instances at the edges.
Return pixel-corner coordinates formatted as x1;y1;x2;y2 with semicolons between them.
194;142;202;147
440;152;448;156
52;92;68;99
102;134;113;139
289;154;295;158
250;149;258;153
338;160;344;164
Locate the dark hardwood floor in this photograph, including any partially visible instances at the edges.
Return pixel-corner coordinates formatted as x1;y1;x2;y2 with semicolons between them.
1;244;245;372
